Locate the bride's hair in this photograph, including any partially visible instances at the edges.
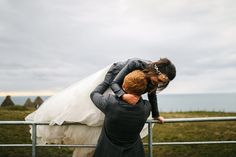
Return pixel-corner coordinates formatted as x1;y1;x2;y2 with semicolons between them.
143;58;176;92
144;58;176;81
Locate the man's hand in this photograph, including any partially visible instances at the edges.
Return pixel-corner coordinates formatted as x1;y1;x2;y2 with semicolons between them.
121;94;140;105
153;116;165;124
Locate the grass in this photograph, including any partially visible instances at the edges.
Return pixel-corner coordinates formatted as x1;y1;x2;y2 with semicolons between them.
0;106;236;157
0;106;72;157
146;111;236;157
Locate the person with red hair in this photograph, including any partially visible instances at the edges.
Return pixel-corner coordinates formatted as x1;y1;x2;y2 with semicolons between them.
90;70;150;157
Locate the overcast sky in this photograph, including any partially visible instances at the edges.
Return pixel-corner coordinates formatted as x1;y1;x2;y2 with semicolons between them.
0;0;236;96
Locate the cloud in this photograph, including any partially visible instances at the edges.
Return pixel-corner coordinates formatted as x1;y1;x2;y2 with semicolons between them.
0;0;236;95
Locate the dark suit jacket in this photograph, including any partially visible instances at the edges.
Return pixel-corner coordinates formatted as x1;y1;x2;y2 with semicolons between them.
90;81;151;157
104;58;160;117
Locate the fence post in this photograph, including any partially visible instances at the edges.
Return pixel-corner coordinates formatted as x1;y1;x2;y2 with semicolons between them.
148;122;153;157
32;123;37;157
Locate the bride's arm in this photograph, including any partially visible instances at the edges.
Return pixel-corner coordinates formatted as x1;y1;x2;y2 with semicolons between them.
110;59;146;98
90;82;112;113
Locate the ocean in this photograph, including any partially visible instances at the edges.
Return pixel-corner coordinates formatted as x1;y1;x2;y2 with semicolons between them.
0;93;235;112
157;93;236;112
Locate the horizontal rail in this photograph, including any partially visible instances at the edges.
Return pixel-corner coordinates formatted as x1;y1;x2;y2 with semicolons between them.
150;141;236;145
0;116;236;125
0;144;32;147
0;141;236;148
1;116;236;157
1;141;236;147
152;116;236;123
0;144;96;147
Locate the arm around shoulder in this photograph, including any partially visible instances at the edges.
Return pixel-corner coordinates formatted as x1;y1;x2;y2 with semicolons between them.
111;59;147;98
90;82;110;113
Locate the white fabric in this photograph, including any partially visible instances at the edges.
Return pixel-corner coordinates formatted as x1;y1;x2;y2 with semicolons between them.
25;65;152;157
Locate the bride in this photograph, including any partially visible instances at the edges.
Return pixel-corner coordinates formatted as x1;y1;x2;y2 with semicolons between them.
25;58;176;157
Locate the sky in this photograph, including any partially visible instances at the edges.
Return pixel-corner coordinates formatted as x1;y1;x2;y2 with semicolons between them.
0;0;236;96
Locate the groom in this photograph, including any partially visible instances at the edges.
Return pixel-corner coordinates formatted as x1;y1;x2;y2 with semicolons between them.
90;70;151;157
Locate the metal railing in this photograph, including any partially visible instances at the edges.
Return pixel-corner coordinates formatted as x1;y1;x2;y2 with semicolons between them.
0;116;236;157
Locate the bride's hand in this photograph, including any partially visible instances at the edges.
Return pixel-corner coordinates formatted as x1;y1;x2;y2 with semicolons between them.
122;94;140;105
153;116;165;124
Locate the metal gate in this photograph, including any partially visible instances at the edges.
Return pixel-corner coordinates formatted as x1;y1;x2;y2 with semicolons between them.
1;117;236;157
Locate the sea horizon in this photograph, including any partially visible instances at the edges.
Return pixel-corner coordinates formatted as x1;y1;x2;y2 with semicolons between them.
0;93;236;112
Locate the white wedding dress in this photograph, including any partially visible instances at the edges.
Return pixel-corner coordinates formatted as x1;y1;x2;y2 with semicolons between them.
25;65;152;157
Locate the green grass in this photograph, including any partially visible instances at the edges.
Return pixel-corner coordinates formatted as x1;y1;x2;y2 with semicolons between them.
144;111;236;157
0;106;72;157
0;106;236;157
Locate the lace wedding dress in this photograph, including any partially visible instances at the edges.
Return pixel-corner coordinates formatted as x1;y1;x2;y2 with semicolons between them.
25;65;151;157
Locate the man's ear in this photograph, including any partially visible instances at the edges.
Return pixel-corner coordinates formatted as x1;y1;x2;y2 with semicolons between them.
122;83;127;92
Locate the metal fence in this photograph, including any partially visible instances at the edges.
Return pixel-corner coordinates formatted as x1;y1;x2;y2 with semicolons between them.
0;116;236;157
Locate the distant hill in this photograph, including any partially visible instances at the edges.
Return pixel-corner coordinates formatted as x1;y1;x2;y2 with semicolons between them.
33;96;44;108
24;98;34;108
1;95;15;107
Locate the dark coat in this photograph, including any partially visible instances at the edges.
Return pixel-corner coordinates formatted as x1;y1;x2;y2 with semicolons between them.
104;58;160;117
90;81;151;157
